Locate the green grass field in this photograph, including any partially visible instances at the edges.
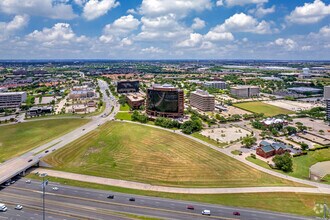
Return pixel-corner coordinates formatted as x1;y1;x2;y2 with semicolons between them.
0;119;89;162
291;148;330;182
28;174;329;217
43;121;305;188
234;102;294;116
120;104;130;111
247;149;330;184
115;112;132;120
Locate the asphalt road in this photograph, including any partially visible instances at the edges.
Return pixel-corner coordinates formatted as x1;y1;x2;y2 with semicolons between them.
0;178;313;220
0;79;120;185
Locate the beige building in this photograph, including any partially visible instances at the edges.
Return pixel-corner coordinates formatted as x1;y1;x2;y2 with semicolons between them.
0;92;27;109
230;86;260;98
190;90;215;112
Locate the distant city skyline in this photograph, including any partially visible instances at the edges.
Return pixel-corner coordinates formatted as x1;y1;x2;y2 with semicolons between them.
0;0;329;60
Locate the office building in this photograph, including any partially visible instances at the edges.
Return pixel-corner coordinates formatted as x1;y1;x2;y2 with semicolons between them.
0;92;27;109
117;81;139;93
190;90;215;112
126;93;145;109
324;86;330;121
27;106;53;116
69;90;95;100
146;84;184;118
288;87;322;94
230;86;260;98
203;81;227;89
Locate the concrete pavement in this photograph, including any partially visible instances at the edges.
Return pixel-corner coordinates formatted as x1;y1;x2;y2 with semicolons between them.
0;178;313;220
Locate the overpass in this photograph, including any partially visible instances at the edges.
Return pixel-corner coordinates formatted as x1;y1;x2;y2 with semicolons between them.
0;79;119;185
0;157;39;184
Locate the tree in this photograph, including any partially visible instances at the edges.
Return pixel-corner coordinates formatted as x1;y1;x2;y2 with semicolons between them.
241;136;257;148
181;119;202;134
272;153;293;172
300;142;309;151
286;126;297;135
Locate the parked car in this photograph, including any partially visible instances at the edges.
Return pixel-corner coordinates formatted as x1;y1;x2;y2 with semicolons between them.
107;195;114;199
129;197;135;202
202;210;211;216
15;205;23;210
233;211;240;216
186;205;194;210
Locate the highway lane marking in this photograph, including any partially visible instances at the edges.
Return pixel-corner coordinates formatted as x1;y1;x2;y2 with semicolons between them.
0;192;142;220
8;186;238;220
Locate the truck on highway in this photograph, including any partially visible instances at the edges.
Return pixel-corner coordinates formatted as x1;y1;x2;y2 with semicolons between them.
0;203;8;212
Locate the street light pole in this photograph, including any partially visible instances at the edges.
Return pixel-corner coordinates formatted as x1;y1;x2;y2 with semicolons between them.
40;173;48;220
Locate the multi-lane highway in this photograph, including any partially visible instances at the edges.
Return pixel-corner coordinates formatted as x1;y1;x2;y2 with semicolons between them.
0;178;312;220
0;79;120;185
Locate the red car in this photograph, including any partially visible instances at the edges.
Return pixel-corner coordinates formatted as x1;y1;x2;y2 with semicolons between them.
187;205;195;210
233;211;240;216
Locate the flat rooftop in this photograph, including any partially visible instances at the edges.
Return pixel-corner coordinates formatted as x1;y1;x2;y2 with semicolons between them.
0;92;26;96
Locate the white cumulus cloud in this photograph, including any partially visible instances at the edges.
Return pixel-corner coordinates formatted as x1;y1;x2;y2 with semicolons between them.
140;0;212;17
82;0;120;21
220;0;268;7
27;23;87;46
191;18;206;30
249;4;275;18
272;38;297;51
0;15;29;41
0;0;77;20
286;0;330;24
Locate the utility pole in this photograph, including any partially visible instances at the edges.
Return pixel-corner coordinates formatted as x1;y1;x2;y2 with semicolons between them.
324;202;329;220
40;173;48;220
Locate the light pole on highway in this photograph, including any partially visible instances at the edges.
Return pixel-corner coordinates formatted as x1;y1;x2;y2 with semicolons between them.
40;173;48;220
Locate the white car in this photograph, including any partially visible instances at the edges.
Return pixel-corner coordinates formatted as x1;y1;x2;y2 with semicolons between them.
202;210;211;216
25;180;31;184
15;205;23;210
52;187;59;191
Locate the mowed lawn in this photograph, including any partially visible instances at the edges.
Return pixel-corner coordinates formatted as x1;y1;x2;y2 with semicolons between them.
234;102;294;116
44;121;304;188
0;119;89;162
291;148;330;182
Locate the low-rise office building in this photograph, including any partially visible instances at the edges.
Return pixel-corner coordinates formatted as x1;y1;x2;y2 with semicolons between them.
230;86;260;98
69;90;95;100
203;81;227;89
126;93;145;109
27;106;53;116
0;92;27;109
190;90;215;112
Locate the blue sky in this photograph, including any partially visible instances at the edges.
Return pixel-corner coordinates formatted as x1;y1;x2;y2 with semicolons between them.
0;0;329;60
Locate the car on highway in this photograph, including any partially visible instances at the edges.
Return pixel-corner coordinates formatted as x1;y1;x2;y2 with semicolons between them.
4;182;10;186
10;180;15;184
25;180;31;184
0;203;7;212
202;210;211;216
233;211;240;216
107;195;114;199
28;159;33;162
129;197;135;202
82;129;85;131
15;205;23;210
186;205;194;210
45;150;49;153
52;187;59;191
